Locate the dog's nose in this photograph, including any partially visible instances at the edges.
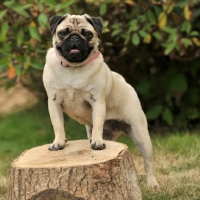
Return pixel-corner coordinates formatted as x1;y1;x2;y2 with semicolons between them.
70;35;79;41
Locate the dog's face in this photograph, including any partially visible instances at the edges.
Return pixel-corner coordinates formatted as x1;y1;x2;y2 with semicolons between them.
49;14;103;65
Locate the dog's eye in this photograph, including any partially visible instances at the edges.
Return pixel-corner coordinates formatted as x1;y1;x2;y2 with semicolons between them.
81;30;93;40
84;32;92;37
58;32;66;37
58;28;70;38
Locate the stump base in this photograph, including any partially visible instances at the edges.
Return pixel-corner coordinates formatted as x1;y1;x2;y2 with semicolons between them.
8;140;142;200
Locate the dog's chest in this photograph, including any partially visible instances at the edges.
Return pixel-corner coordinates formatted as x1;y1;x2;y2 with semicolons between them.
54;87;93;125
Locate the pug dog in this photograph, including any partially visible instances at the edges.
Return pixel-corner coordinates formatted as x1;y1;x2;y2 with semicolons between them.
43;13;158;187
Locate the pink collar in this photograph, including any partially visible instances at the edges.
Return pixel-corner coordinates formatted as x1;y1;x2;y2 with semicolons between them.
56;51;101;67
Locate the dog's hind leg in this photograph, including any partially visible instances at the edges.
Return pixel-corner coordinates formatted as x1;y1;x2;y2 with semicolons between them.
127;113;158;187
86;125;92;139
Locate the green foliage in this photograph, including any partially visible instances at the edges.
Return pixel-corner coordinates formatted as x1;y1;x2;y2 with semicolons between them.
0;0;200;129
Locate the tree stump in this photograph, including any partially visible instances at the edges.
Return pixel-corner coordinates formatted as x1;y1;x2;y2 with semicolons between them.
8;140;142;200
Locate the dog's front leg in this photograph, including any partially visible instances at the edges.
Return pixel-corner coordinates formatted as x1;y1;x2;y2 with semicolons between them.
90;100;106;150
48;99;66;151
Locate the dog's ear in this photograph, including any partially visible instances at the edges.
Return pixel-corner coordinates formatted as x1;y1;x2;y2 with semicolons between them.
49;14;68;36
84;14;103;37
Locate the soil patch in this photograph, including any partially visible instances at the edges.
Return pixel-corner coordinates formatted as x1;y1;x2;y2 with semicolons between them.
0;84;38;115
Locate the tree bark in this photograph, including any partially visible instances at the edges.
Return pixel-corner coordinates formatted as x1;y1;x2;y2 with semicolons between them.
8;140;142;200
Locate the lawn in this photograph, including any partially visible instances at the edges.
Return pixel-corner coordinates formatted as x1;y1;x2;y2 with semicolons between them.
0;102;200;199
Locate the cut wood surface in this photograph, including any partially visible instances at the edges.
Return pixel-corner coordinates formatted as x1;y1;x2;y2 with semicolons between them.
8;140;142;200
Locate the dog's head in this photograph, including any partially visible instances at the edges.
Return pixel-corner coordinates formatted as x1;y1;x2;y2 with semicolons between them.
49;14;103;66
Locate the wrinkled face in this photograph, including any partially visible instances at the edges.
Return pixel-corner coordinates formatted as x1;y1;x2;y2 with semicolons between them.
50;14;103;63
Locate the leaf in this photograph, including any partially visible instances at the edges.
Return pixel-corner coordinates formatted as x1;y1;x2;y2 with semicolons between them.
132;33;140;46
100;3;107;15
15;55;25;63
45;0;57;6
17;29;24;47
153;32;162;40
162;27;176;34
186;107;199;119
31;62;44;70
167;31;177;42
176;113;186;126
125;0;136;6
163;2;174;14
138;14;146;23
119;47;127;54
190;31;199;36
135;79;150;97
111;29;121;37
139;30;148;38
22;4;33;9
143;24;151;32
28;26;41;41
38;13;48;27
62;0;75;7
147;10;156;25
181;20;191;34
0;21;9;42
175;2;186;7
158;12;167;30
184;5;192;20
124;35;131;45
181;38;193;47
8;63;16;79
55;0;75;11
129;19;138;31
38;3;44;12
0;10;7;20
192;37;200;47
146;105;163;120
2;21;9;33
3;0;14;7
24;56;30;69
162;108;173;125
0;44;12;56
164;42;176;55
169;74;188;93
153;5;162;16
30;20;36;27
0;57;9;68
143;34;151;44
13;7;30;17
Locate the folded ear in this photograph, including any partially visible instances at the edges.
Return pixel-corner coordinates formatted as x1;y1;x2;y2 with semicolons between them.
84;14;103;37
49;14;68;36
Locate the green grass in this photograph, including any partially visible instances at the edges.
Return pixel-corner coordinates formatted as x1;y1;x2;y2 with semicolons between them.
138;133;200;200
141;178;200;200
0;102;200;199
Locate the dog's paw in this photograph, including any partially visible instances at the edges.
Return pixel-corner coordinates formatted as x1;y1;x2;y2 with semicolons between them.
90;139;106;150
147;176;159;188
48;138;67;151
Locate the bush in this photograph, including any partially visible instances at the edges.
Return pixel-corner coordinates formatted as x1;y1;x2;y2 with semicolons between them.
0;0;200;130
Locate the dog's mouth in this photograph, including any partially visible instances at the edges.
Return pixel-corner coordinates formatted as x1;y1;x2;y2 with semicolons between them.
69;49;80;53
56;34;93;63
63;47;89;62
